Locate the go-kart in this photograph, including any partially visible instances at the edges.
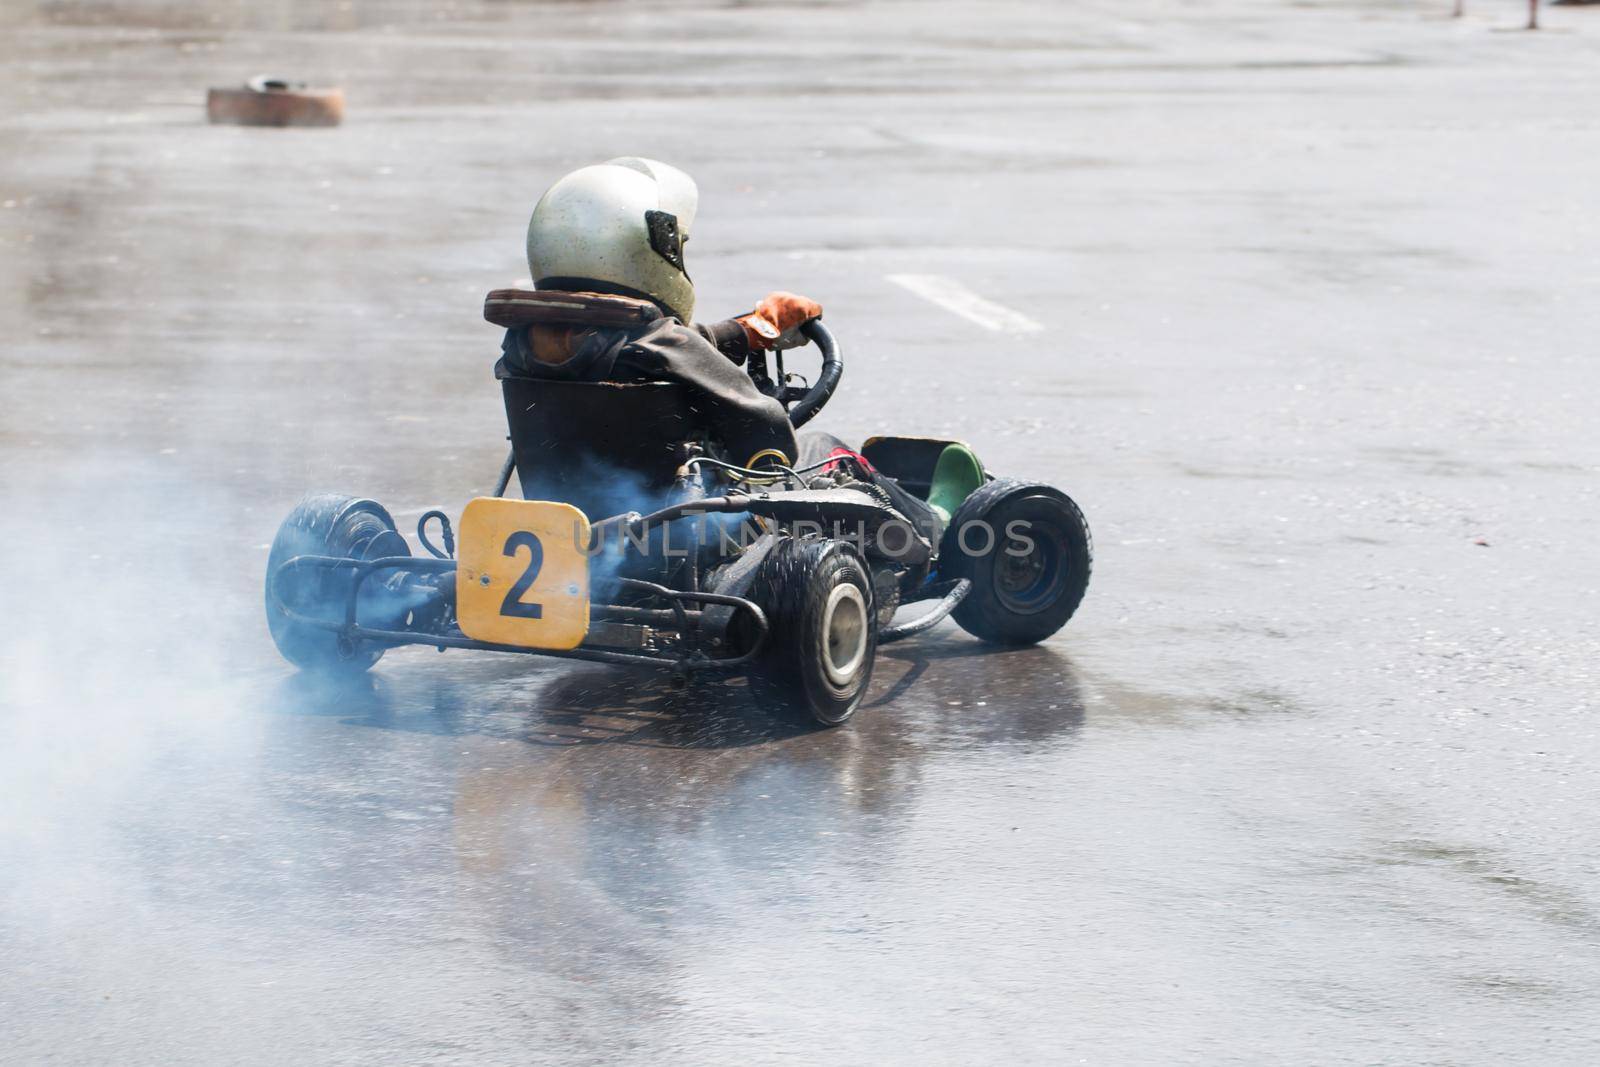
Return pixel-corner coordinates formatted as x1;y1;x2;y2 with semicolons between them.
265;319;1092;727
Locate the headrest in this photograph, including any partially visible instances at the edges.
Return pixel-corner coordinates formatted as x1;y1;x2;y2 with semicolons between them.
483;288;663;329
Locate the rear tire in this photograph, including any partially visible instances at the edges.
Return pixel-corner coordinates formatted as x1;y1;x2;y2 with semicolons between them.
265;494;409;675
940;479;1092;646
747;538;876;728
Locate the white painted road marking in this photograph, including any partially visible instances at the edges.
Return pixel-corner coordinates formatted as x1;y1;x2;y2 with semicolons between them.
885;273;1044;334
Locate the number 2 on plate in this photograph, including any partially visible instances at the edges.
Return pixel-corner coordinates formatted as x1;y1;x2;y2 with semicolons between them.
499;531;544;619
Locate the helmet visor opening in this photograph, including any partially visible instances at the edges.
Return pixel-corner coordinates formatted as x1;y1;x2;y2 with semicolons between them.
645;210;689;279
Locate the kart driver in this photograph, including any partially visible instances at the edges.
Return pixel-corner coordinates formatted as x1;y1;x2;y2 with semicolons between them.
490;156;936;535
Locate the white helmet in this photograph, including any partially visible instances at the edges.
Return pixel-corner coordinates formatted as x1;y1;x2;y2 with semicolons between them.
526;157;699;322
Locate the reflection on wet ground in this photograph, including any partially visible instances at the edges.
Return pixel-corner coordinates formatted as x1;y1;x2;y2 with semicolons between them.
296;643;1087;746
260;642;1087;821
159;642;1096;1060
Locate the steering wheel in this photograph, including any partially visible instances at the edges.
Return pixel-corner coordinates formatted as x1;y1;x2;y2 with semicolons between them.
746;319;843;429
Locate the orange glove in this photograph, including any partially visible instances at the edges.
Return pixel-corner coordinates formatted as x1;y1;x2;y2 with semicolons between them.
736;291;823;351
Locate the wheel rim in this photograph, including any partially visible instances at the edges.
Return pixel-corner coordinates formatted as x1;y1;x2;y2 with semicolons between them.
994;518;1070;615
821;582;869;688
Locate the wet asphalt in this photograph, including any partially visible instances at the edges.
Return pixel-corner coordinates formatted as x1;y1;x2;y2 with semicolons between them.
4;0;1600;1062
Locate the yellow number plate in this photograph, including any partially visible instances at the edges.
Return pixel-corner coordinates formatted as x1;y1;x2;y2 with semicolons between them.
456;498;590;650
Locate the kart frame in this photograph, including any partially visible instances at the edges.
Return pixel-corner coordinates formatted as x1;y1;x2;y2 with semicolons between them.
268;514;971;677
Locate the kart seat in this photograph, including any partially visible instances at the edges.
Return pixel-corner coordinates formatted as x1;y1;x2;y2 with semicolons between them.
499;373;701;520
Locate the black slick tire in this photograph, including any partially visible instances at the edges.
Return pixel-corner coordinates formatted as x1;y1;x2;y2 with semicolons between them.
264;494;409;675
747;538;876;728
939;479;1092;646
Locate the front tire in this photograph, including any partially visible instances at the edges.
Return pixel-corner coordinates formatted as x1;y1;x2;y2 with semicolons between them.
265;494;409;675
747;538;877;728
940;479;1092;646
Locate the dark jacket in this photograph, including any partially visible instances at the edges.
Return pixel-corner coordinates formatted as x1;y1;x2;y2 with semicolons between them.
497;305;799;465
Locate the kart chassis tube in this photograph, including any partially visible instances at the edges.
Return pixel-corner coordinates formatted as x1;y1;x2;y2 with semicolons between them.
270;554;770;672
879;578;972;644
